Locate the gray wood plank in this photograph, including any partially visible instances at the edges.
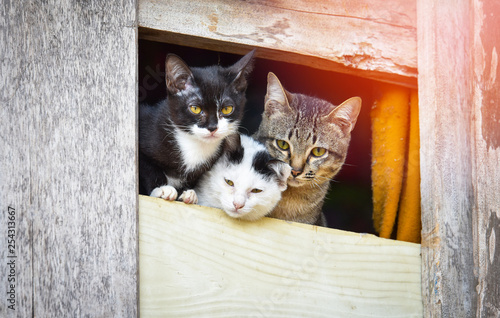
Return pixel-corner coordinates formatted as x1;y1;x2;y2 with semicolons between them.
1;1;138;317
138;0;417;88
418;0;500;316
417;0;476;316
471;0;500;316
1;2;36;317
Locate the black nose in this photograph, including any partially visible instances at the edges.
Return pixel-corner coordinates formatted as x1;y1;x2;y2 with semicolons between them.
207;124;218;133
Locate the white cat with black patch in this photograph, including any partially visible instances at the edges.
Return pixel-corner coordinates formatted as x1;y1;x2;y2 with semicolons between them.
191;134;291;221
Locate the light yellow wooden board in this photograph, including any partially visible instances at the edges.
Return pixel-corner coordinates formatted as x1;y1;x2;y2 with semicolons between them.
139;195;422;317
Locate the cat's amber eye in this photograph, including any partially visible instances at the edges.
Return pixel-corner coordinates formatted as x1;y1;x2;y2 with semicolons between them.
225;178;234;186
311;147;327;157
276;140;290;150
251;188;262;193
189;105;202;114
221;106;234;115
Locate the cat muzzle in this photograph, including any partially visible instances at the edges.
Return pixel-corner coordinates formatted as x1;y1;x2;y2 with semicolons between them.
291;169;302;177
233;201;245;210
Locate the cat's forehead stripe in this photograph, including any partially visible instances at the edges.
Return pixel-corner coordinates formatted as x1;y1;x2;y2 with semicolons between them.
290;110;301;137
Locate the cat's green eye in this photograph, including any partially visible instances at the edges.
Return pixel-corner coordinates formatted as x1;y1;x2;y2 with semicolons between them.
225;178;234;187
251;188;262;193
189;105;202;114
276;140;290;150
311;147;326;157
221;106;234;115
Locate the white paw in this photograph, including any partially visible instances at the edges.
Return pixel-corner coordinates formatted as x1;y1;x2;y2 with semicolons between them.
178;189;198;204
150;185;178;201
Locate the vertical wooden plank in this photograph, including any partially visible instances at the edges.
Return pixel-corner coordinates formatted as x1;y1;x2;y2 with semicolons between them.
1;2;35;317
1;0;138;317
417;1;477;316
471;0;500;316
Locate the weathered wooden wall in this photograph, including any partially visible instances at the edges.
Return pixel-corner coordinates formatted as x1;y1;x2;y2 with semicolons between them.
0;1;138;317
1;0;497;316
138;0;417;88
418;0;500;316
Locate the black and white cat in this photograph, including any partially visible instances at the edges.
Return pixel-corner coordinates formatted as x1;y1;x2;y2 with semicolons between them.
139;50;255;202
193;134;291;221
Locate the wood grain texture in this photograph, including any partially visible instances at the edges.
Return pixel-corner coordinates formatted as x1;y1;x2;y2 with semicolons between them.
418;1;476;315
138;0;417;88
139;195;422;318
471;0;500;316
417;0;500;316
1;1;138;317
419;0;500;316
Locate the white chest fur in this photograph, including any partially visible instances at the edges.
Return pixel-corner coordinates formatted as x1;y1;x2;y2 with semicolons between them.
174;129;222;173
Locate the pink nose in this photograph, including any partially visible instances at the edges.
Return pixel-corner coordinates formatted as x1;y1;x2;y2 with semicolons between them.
291;169;302;177
233;201;245;210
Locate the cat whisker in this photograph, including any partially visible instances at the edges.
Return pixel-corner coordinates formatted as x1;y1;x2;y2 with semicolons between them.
311;175;330;184
161;129;177;136
311;180;321;190
317;177;330;182
161;131;177;143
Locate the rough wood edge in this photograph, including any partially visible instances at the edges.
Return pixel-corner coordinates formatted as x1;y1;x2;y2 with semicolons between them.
138;0;417;88
139;27;418;88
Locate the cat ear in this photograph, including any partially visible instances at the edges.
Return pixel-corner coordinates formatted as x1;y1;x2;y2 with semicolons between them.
231;49;255;92
326;97;362;133
264;72;293;117
165;54;195;95
267;160;292;191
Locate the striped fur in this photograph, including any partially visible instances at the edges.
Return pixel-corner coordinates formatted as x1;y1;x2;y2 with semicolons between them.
254;72;361;226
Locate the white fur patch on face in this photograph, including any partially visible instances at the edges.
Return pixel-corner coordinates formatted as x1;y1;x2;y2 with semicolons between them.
196;136;284;221
190;117;235;140
220;163;283;221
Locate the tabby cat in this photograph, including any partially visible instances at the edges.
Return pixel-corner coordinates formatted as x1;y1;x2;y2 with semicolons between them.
254;72;361;226
139;51;255;202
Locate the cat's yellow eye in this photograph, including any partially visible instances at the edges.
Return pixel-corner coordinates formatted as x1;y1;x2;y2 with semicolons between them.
311;147;326;157
189;105;202;114
221;106;234;115
251;188;262;193
225;178;234;186
276;140;290;150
